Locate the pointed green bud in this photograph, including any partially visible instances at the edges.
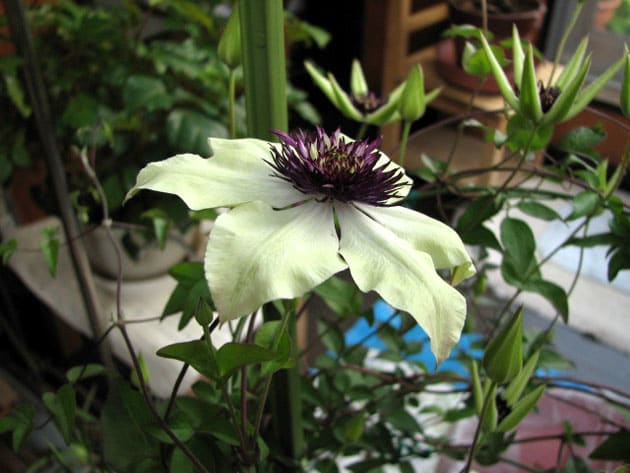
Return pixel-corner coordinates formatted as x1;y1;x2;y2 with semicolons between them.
620;48;630;118
497;384;545;432
519;45;543;122
328;74;363;121
218;3;241;69
482;306;523;384
398;64;427;122
304;61;339;107
350;59;369;98
502;350;540;406
555;37;588;91
512;25;525;91
541;56;590;127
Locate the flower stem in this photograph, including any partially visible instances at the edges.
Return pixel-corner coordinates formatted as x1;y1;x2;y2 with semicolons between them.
239;0;288;140
228;68;237;139
398;120;412;168
461;380;496;473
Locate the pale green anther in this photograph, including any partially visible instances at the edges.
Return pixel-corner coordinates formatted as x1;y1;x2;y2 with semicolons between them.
480;34;520;111
497;384;545;432
620;48;630;118
519;45;543;122
350;59;369;98
502;350;540;407
482;306;523;384
565;53;626;121
512;25;525;91
555;37;589;91
540;56;590;127
218;2;241;69
398;64;427;122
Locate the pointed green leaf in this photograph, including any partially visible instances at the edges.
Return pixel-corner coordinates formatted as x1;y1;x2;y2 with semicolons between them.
621;51;630;118
523;279;569;322
333;412;366;444
506;113;553;151
314;275;362;318
254;320;295;376
66;364;107;383
481;381;498;432
519;46;543;122
517;201;562;221
157;340;219;380
542;56;591;127
497;384;545;432
503;350;540;406
479;34;520;111
566;53;626;121
328;74;363;121
215;342;279;379
483;306;523;384
511;25;525;90
500;218;537;276
304;60;339;107
567;190;601;220
39;227;59;278
42;384;76;444
555;37;588;91
0;239;17;265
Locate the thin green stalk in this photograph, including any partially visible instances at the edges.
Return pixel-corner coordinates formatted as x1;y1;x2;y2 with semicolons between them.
228;69;238;138
548;2;584;88
239;0;287;140
356;122;368;140
461;380;496;473
398;120;412;168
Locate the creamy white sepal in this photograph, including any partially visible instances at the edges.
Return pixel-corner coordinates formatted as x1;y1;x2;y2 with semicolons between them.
336;203;467;365
206;200;347;321
126;141;304;209
356;203;475;284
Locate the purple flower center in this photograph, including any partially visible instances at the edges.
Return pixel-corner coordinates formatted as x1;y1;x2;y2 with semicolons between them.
266;128;408;206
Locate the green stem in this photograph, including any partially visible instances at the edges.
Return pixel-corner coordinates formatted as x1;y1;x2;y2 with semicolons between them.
548;2;584;88
356;122;368;140
462;380;496;473
398;120;412;168
239;0;288;140
228;68;237;139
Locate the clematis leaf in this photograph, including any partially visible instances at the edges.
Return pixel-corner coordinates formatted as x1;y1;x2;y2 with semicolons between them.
356;203;475;284
126;139;305;210
483;306;523;384
336;203;467;365
206;200;346;321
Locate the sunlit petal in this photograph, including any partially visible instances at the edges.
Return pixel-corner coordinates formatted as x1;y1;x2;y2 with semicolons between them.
356;203;475;284
336;203;467;365
206;200;347;321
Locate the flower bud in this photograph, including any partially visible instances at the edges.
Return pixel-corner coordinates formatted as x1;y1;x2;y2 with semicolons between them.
621;48;630;118
497;384;545;432
482;306;523;384
398;64;426;122
218;3;241;69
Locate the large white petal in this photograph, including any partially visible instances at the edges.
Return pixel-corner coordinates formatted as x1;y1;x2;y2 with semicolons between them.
356;203;475;285
336;203;467;365
126;138;305;210
206;201;347;321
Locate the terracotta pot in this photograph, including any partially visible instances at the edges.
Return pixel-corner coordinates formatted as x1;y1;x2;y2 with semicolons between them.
438;0;548;93
594;0;621;29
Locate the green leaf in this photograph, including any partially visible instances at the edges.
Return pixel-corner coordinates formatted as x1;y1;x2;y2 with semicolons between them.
0;405;34;451
567;191;601;220
61;94;100;129
141;208;170;250
523;279;569;322
123;75;173;112
3;72;31;118
42;384;76;444
333;412;365;444
194;297;214;327
0;239;17;265
66;363;106;383
130;352;151;389
215;342;279;379
39;227;60;277
517;201;562;221
502;350;540;406
157;340;219;380
608;247;630;281
589;430;630;461
555;126;605;159
169;261;205;283
497;384;545;432
318;318;345;355
166;108;228;156
500;218;537;276
314;275;362;318
483;306;523;384
506;114;553;151
254;320;294;376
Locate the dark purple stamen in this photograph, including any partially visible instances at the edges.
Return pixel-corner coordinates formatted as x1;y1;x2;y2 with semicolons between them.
266;127;408;206
538;81;560;113
351;91;384;114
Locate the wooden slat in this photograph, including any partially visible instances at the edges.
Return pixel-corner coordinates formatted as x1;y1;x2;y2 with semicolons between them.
406;3;449;31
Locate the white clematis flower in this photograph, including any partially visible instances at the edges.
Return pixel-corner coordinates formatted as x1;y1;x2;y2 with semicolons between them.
126;128;475;364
